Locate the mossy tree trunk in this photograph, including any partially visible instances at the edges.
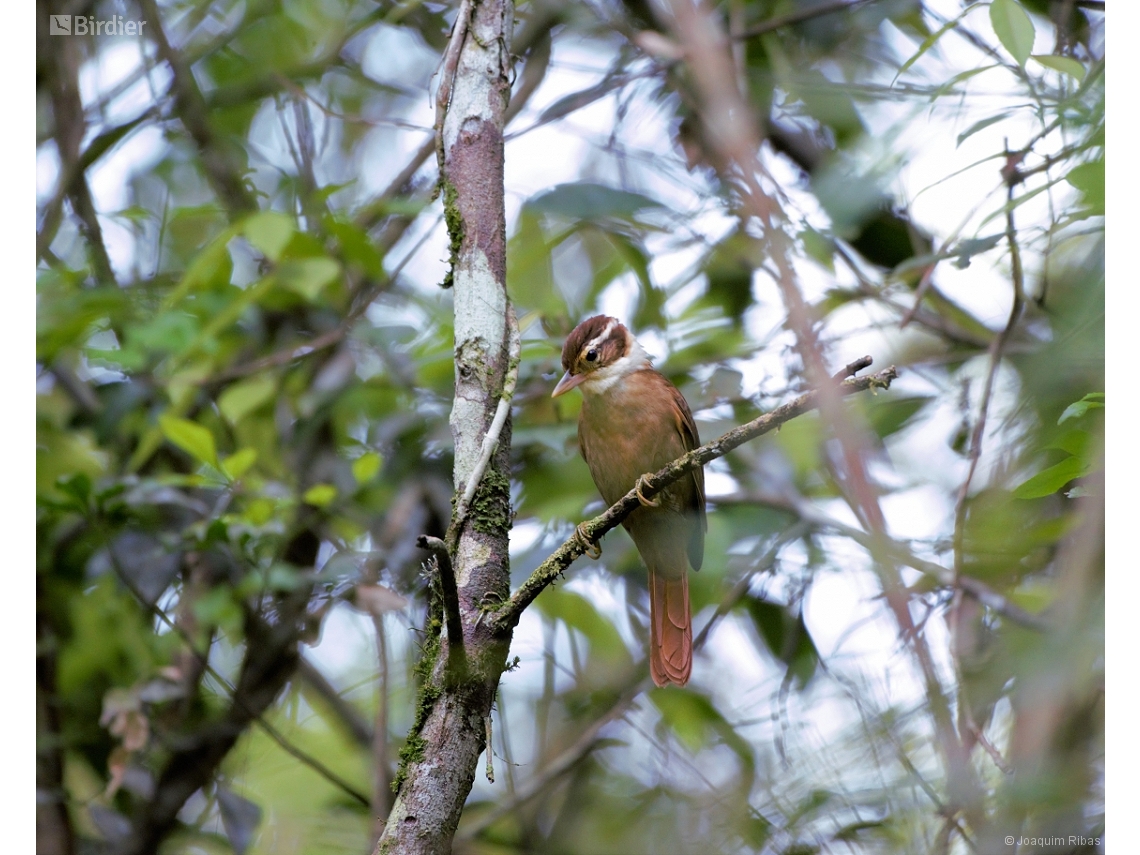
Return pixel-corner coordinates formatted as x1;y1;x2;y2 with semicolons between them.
374;1;516;852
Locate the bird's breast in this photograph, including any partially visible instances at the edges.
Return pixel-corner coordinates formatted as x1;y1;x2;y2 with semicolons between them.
578;373;690;509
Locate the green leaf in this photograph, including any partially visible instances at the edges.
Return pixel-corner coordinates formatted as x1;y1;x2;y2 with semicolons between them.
352;452;383;484
1032;54;1086;82
217;787;263;855
159;415;218;467
162;225;239;310
951;234;1004;269
650;689;755;771
1058;393;1105;424
219;376;277;425
745;597;785;656
193;586;244;636
243;211;295;262
302;483;337;507
956;114;1009;147
864;395;932;439
800;228;835;272
535;589;632;675
325;216;385;279
977;181;1054;229
528;182;663;221
244;497;276;526
1013;456;1089;499
167;364;212;410
651;689;720;753
1066;160;1105;214
57;472;92;506
1048;429;1090;458
280;258;340;301
990;0;1035;67
742;595;819;687
931;63;999;98
221;448;258;480
896;16;961;78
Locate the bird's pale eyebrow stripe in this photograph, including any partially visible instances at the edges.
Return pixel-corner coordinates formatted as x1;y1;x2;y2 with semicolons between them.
583;318;617;353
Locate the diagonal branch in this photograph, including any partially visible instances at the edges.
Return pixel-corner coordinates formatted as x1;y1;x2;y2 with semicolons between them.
490;363;898;634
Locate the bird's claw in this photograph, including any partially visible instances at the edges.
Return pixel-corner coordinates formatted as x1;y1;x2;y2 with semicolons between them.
575;522;602;559
635;474;660;508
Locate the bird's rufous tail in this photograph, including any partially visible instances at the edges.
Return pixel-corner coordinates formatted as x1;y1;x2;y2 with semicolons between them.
648;569;692;687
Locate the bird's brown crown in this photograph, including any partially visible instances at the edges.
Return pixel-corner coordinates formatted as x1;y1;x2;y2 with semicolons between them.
560;315;630;375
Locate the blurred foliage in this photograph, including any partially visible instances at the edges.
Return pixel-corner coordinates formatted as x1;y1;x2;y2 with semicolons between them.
37;0;1103;854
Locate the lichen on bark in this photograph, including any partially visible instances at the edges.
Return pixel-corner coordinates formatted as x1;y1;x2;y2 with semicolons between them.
440;180;464;290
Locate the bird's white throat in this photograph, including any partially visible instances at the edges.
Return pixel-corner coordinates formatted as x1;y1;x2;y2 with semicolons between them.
580;337;652;396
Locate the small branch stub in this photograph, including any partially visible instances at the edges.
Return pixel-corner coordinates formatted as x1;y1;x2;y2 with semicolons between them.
416;535;466;680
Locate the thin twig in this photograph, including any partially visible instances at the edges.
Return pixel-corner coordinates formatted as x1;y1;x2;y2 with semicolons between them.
831;355;873;381
484;715;495;783
952;157;1027;578
491;364;898;634
434;0;476;142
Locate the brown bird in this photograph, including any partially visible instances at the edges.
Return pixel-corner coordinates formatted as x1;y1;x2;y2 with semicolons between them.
552;315;706;687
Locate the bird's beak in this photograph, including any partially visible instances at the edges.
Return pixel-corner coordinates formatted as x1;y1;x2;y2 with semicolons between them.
551;370;585;398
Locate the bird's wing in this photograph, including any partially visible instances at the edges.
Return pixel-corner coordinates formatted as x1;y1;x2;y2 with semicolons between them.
667;379;706;570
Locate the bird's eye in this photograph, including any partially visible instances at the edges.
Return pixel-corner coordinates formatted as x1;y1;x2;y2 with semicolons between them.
585;349;598;362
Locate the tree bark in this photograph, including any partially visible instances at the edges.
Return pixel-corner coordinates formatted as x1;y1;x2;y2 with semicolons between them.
374;0;516;852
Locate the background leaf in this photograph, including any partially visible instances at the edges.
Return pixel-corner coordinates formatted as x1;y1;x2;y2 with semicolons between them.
990;0;1036;66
